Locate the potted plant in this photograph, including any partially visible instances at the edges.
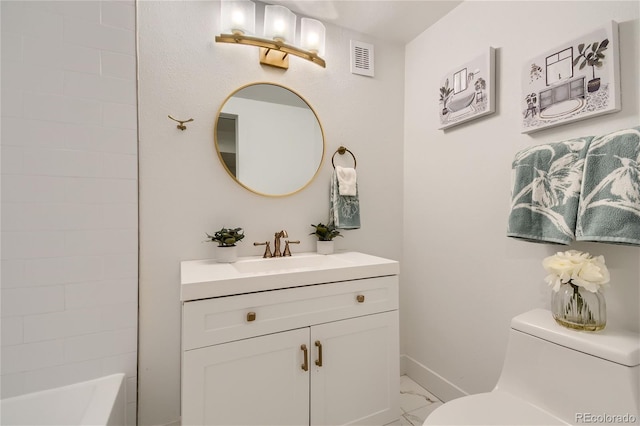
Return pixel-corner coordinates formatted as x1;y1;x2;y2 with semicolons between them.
439;78;453;115
206;227;245;263
310;223;341;255
573;38;609;92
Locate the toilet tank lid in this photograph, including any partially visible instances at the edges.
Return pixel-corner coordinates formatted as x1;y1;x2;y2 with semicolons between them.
511;309;640;367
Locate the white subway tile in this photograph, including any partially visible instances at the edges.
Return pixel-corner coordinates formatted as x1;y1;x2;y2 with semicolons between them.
100;301;138;330
23;308;102;343
61;1;101;24
103;254;138;279
1;339;64;374
102;102;137;129
64;177;137;204
63;44;101;74
66;279;137;310
102;352;137;378
64;327;136;363
100;1;135;31
23;92;102;125
22;359;102;395
0;231;66;260
0;372;26;398
1;33;22;62
1;1;25;35
25;256;104;287
21;64;65;95
22;35;63;68
126;401;137;426
22;148;95;177
1;89;24;118
99;179;138;204
0;175;68;203
1;146;24;174
1;316;24;346
2;61;23;91
125;376;137;401
21;7;63;42
82;126;137;155
1;285;65;316
64;229;137;256
99;203;138;229
0;260;26;289
101;51;136;81
98;153;138;179
1;203;73;231
2;118;67;149
64;18;134;55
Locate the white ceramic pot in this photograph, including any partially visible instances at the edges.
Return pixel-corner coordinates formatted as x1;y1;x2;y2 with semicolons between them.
316;240;334;255
215;245;238;263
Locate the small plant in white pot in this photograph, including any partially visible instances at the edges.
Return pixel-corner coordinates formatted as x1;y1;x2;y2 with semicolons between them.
310;223;341;255
206;227;245;263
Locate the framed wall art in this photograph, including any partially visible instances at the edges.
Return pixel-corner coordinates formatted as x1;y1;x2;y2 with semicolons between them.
521;21;620;134
438;47;495;130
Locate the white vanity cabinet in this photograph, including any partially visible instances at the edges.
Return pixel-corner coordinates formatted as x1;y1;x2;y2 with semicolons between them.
180;252;400;426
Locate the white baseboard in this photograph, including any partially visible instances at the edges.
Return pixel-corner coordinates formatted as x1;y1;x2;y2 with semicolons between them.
400;354;468;403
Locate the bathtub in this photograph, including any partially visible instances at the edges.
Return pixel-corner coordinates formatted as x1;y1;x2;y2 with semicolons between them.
1;373;126;426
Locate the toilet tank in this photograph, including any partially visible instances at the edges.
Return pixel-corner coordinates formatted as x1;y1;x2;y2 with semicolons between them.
495;309;639;424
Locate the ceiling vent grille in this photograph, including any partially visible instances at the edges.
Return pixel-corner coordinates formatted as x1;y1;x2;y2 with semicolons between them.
350;40;374;77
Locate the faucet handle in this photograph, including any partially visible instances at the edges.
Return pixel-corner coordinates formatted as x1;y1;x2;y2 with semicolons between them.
253;241;272;258
283;240;300;257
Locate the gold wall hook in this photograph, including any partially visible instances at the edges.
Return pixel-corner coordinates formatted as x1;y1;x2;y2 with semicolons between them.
168;115;194;131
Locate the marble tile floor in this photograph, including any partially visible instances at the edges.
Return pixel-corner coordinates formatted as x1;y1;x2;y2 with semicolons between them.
385;375;443;426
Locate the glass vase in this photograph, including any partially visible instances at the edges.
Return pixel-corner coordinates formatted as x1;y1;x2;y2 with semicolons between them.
551;282;606;331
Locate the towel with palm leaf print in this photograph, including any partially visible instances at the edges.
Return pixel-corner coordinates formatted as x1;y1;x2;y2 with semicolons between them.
507;136;593;244
576;127;640;246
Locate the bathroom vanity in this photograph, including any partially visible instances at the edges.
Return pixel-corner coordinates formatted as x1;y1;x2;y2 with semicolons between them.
180;252;400;425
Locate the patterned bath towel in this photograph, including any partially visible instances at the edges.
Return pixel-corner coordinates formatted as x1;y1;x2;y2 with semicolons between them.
329;169;360;229
507;136;593;244
576;127;640;246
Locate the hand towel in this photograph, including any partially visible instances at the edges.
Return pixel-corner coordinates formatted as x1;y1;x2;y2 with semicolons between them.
507;136;592;244
336;166;357;196
576;127;640;246
329;169;360;229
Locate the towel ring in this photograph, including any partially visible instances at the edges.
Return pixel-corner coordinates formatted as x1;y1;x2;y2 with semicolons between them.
331;146;357;169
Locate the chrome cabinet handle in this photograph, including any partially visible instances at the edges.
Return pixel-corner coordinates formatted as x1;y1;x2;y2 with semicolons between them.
301;344;309;371
315;340;323;367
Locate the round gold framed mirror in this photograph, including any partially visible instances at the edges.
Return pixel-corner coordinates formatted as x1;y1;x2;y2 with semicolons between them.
214;82;325;196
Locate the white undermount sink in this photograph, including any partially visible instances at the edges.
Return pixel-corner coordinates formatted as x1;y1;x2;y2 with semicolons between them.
231;252;349;274
180;251;399;301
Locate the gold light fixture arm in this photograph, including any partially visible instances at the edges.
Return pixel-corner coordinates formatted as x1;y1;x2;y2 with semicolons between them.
215;33;326;69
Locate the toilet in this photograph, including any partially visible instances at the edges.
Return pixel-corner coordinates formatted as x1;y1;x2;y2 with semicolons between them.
424;309;640;425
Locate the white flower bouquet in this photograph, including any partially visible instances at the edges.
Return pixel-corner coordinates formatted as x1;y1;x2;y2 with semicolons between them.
542;250;610;293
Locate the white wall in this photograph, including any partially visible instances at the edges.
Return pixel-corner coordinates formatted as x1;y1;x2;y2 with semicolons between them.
403;1;640;401
137;2;405;424
0;1;138;424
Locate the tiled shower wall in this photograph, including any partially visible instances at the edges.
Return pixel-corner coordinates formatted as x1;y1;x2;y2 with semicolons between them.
1;1;138;424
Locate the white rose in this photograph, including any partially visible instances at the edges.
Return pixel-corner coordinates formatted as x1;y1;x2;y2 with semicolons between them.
571;256;610;292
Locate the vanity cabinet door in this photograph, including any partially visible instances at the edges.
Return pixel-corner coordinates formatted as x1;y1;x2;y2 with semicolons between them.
182;327;310;426
310;311;400;426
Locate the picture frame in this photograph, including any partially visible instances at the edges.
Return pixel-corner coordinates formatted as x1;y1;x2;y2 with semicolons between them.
438;47;496;130
521;21;620;134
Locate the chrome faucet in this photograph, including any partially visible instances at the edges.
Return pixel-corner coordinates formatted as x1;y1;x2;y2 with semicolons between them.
273;230;288;257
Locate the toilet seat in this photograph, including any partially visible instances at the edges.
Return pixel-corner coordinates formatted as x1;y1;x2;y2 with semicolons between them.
423;391;567;425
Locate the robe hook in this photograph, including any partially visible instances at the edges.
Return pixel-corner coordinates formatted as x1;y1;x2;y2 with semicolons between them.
168;115;194;131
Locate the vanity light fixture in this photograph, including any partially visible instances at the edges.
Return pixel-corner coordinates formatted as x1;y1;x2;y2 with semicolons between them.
215;0;326;69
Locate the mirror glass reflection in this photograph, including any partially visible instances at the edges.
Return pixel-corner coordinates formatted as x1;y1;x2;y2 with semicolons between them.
215;83;325;196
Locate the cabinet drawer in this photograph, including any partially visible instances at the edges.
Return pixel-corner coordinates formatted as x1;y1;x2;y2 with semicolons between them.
182;275;398;350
